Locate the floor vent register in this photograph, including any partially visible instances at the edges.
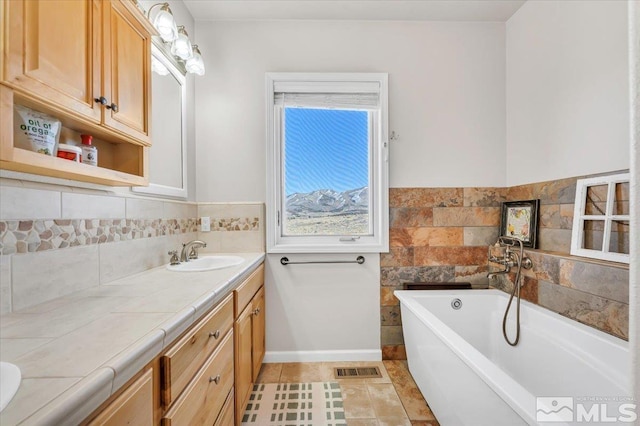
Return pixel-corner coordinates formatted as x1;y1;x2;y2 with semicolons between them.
333;367;382;379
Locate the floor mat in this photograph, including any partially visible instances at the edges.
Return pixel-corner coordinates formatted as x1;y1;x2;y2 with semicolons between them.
241;382;347;426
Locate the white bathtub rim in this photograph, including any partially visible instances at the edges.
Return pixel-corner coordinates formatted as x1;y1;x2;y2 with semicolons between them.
396;289;537;424
396;289;631;425
396;289;629;388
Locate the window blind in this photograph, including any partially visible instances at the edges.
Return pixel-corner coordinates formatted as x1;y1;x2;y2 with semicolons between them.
274;93;380;109
273;80;381;110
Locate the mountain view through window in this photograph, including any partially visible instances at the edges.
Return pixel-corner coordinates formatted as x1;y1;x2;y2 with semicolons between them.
283;107;371;236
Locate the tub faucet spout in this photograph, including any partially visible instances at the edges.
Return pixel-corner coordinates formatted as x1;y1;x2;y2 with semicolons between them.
487;269;510;279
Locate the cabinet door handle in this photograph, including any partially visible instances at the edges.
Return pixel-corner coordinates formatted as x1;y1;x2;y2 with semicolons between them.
254;307;261;315
209;375;221;384
94;96;108;105
209;330;220;339
106;103;119;113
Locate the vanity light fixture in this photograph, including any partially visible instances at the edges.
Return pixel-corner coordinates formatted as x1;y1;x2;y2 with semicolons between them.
143;3;205;76
147;3;178;43
185;45;205;76
171;26;193;61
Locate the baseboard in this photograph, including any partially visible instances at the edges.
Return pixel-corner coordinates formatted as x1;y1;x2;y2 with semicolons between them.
263;349;382;363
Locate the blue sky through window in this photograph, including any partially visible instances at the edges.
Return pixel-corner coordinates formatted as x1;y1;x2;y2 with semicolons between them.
284;107;369;196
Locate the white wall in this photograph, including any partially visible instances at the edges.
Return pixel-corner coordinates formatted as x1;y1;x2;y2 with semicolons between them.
263;253;381;361
194;20;506;202
193;19;506;359
506;1;629;186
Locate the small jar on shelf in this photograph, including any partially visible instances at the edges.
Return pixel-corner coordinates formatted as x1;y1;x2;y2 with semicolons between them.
80;134;98;166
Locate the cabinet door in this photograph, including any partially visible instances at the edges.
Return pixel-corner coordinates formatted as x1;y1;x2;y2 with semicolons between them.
234;305;253;426
88;368;153;426
102;0;150;144
2;0;102;122
251;287;265;382
161;333;234;426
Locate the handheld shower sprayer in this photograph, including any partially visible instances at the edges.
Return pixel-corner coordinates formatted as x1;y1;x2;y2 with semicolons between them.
487;236;533;346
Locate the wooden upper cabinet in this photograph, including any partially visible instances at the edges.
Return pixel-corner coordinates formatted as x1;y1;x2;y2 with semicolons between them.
2;0;102;123
1;0;151;145
102;0;150;144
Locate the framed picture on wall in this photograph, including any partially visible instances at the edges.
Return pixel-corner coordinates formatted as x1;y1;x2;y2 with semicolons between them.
500;199;540;248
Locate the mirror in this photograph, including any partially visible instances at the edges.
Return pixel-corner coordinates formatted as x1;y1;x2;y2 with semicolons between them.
133;40;187;199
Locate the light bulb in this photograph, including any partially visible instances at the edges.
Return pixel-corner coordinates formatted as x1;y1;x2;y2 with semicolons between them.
148;3;177;43
171;26;193;61
186;45;205;76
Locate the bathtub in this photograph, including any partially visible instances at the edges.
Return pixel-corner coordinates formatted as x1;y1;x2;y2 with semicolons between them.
395;289;630;426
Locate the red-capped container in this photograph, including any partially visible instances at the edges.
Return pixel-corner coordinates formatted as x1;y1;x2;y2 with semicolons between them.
80;134;98;166
56;144;82;162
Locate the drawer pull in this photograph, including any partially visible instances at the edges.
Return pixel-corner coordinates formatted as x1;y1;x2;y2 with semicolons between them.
209;330;221;339
209;375;221;384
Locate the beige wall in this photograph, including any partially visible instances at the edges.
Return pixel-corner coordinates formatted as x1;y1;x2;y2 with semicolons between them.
194;19;507;202
506;0;629;186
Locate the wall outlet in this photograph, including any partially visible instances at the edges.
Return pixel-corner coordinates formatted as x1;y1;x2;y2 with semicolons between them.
200;216;211;232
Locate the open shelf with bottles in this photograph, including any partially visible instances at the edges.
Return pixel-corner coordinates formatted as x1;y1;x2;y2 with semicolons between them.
0;85;148;187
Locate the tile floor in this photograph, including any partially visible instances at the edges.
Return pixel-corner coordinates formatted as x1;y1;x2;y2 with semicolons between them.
255;361;440;426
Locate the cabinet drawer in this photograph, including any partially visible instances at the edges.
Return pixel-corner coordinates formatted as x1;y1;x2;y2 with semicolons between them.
88;368;153;426
214;389;235;426
234;265;264;317
162;293;233;406
162;331;234;426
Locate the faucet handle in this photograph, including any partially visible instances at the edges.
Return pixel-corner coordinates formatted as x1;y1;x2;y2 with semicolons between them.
168;250;180;265
188;246;199;260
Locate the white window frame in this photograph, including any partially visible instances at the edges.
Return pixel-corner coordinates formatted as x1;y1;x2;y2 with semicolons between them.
570;172;630;263
266;73;389;253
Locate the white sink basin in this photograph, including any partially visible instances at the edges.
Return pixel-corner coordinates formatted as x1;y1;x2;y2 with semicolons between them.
0;362;21;413
166;255;244;272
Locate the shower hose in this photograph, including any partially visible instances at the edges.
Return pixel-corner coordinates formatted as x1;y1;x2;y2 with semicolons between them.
502;249;524;346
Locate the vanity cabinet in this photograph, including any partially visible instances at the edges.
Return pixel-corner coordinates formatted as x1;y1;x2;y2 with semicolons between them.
161;332;234;425
87;368;154;426
161;293;234;425
82;263;265;426
234;265;266;425
0;0;152;186
161;294;234;406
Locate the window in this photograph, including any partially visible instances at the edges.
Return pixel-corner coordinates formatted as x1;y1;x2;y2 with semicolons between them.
266;73;389;253
570;173;630;263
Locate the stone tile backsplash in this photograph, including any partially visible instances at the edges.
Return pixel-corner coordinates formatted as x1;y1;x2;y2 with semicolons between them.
382;172;630;358
0;218;198;255
0;180;265;314
197;203;265;253
381;187;503;359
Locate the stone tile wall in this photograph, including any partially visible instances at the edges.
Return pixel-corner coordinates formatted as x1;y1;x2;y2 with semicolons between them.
381;187;505;359
498;175;629;340
381;172;630;359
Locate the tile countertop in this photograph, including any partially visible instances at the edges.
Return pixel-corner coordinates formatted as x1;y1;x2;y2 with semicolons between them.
0;252;265;426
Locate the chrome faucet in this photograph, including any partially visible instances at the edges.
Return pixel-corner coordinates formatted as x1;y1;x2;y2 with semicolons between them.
180;240;207;262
